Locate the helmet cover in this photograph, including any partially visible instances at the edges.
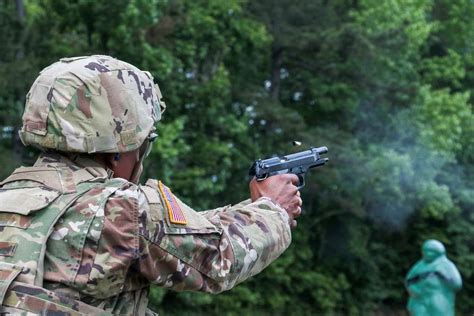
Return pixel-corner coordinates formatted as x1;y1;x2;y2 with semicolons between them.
20;55;165;153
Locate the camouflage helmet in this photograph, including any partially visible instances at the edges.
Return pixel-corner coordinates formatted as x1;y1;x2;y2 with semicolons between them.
19;55;165;153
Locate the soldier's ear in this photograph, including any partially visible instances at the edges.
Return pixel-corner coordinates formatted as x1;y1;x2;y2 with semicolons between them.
109;153;120;168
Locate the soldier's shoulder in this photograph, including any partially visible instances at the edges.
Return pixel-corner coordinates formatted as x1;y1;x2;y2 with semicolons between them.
102;176;139;195
137;179;165;234
71;176;140;216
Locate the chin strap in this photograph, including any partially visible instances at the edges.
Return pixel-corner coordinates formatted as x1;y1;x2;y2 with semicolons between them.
129;136;154;184
124;129;158;184
129;162;143;184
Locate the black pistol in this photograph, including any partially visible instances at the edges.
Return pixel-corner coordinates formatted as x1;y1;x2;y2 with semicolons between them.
249;146;329;189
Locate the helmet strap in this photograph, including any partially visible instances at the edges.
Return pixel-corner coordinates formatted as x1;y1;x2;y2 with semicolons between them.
129;141;151;184
129;162;143;184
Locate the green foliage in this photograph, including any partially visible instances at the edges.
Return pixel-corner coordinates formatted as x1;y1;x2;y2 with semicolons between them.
415;87;471;156
1;0;473;314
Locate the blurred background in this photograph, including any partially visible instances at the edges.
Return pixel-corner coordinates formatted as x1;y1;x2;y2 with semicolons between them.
1;0;473;314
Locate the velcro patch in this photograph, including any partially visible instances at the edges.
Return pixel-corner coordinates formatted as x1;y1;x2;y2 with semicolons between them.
158;181;187;225
0;242;17;257
0;213;32;229
121;129;137;146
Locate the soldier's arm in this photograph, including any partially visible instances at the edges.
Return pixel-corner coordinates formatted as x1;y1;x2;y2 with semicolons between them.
136;179;292;293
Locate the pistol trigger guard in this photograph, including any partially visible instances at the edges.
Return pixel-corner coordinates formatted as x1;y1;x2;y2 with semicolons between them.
297;174;305;189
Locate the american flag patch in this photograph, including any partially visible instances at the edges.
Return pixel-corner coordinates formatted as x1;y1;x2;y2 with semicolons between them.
158;181;187;225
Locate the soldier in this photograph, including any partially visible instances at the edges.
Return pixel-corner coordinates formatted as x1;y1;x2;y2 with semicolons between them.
0;55;302;315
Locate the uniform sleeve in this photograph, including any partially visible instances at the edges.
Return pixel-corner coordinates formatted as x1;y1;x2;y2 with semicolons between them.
136;179;292;293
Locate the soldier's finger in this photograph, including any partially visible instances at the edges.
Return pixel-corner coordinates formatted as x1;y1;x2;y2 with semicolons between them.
287;174;299;185
290;185;299;195
291;219;298;229
279;173;298;184
294;206;302;219
292;196;302;208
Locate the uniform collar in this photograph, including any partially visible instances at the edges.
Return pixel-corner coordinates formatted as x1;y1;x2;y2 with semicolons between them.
34;152;114;179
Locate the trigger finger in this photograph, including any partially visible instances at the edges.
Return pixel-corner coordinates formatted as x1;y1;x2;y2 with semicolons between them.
287;174;299;185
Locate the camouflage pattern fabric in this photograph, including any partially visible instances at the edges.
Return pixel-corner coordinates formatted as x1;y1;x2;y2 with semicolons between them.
0;153;292;315
19;55;166;153
2;282;111;315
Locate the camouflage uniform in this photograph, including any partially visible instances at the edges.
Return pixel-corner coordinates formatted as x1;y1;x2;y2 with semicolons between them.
0;56;292;315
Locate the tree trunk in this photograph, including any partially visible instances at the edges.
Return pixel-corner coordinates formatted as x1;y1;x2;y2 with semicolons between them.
270;45;283;100
15;0;24;23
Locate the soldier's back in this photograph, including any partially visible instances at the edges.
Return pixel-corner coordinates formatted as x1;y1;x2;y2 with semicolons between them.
0;153;150;315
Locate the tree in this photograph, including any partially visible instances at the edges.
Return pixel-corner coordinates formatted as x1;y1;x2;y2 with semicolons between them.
0;0;473;314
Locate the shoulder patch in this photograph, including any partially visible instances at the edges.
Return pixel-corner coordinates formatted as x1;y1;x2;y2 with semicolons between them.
157;181;187;225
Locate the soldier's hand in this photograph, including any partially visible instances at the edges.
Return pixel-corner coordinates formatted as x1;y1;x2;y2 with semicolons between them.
249;174;302;229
